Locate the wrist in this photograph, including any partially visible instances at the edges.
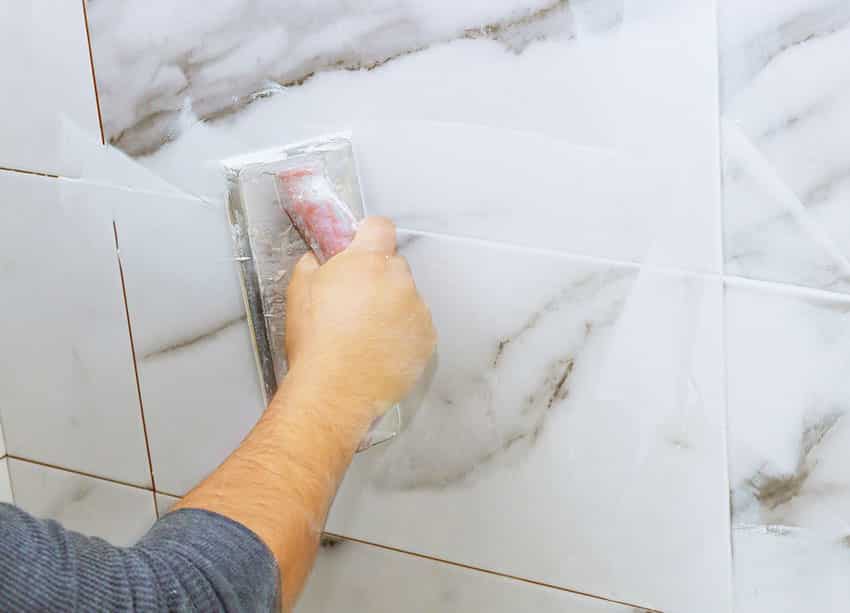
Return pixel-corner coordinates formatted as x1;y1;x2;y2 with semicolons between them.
272;361;377;448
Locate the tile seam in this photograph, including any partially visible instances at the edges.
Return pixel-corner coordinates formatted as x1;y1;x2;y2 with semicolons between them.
5;455;152;492
323;531;665;613
112;222;158;493
81;0;106;145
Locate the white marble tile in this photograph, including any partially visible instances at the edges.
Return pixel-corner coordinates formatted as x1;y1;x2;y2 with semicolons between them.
118;115;690;268
732;525;850;613
611;0;722;273
720;0;850;291
0;459;12;504
88;1;620;156
34;137;264;496
726;281;850;611
0;171;151;486
95;184;266;495
155;493;180;516
86;0;721;274
726;282;850;534
0;0;100;175
297;537;647;613
324;233;730;613
0;415;6;457
56;117;187;196
8;459;157;547
355;121;670;264
722;120;850;293
136;317;264;495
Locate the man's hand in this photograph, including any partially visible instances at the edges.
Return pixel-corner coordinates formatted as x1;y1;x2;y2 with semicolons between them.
175;217;435;610
285;217;436;424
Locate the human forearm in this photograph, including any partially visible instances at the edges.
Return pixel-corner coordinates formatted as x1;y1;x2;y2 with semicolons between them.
176;218;435;610
175;364;372;609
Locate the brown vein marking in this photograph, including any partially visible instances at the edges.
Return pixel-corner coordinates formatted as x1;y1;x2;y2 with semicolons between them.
322;532;666;613
113;221;157;493
140;315;246;361
109;0;568;154
463;0;568;40
546;358;574;409
308;0;569;77
81;0;105;145
491;273;613;368
492;292;567;367
750;411;843;510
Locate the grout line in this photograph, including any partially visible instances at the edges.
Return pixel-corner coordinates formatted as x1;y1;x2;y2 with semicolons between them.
112;221;158;493
154;489;183;500
62;175;209;203
397;227;642;271
724;274;850;303
5;455;152;492
0;165;848;307
711;0;725;279
151;490;160;520
712;1;736;606
81;0;106;145
0;166;59;179
323;532;665;613
5;160;850;307
401;228;850;303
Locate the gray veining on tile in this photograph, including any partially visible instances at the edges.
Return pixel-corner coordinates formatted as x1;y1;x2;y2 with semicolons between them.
88;0;576;154
721;0;850;293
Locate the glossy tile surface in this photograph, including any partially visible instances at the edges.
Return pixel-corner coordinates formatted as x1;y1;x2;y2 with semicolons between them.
297;537;650;613
1;1;847;612
0;0;100;175
88;0;616;155
88;0;720;273
732;525;850;613
8;459;156;547
325;234;730;613
107;186;266;495
0;172;150;486
726;281;850;611
720;0;850;292
155;493;180;516
80;0;727;609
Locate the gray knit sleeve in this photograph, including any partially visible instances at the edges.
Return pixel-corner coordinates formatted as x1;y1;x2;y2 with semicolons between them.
0;502;280;612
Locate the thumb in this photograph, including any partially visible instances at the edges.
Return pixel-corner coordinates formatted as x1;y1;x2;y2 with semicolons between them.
287;252;318;306
291;251;319;281
347;216;397;255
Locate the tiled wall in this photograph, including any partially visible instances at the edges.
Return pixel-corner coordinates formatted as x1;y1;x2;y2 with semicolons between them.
0;0;152;539
1;1;849;612
0;5;666;611
0;0;100;176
